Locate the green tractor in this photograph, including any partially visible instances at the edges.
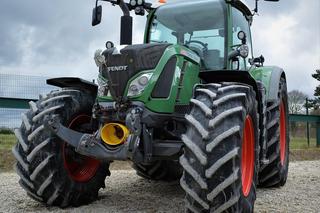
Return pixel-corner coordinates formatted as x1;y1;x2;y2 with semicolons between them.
13;0;289;212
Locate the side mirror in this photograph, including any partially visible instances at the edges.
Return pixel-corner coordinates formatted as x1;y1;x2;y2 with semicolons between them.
92;5;102;26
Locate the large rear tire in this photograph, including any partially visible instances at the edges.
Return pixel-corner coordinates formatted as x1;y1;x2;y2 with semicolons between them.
180;83;259;213
13;89;110;207
133;160;182;181
258;78;289;187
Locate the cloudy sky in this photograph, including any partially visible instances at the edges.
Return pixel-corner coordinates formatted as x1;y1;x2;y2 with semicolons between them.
0;0;319;97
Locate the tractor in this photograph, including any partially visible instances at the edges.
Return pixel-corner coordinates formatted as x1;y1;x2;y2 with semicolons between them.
13;0;289;212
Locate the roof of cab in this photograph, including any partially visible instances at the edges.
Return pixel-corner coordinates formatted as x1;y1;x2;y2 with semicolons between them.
153;0;253;17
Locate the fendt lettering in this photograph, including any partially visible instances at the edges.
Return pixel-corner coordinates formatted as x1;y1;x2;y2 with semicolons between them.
107;66;128;72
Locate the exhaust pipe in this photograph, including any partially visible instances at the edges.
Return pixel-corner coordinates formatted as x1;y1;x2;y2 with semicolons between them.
100;123;130;146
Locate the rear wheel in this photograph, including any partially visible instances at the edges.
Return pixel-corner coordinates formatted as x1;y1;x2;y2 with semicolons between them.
13;89;110;207
258;78;289;187
180;83;259;213
133;160;182;181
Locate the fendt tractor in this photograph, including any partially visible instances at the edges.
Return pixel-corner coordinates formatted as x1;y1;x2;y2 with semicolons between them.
13;0;289;212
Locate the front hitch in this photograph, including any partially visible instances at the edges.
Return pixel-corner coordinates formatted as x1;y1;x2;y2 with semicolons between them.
43;115;142;161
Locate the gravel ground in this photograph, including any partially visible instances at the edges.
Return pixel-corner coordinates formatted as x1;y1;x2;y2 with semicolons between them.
0;161;319;213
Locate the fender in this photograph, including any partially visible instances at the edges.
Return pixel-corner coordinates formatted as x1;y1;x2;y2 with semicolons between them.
199;70;262;104
47;77;98;96
250;66;286;101
199;70;266;164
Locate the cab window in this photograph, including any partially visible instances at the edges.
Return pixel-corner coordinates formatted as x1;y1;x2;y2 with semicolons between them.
232;8;253;70
148;0;226;70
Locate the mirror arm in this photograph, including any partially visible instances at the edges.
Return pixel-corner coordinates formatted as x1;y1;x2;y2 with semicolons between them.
118;0;130;16
99;0;130;15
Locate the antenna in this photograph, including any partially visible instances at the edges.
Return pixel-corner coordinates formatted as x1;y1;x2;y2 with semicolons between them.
253;0;279;15
254;0;259;14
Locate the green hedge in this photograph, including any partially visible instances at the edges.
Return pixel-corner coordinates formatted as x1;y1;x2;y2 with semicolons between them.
0;128;13;135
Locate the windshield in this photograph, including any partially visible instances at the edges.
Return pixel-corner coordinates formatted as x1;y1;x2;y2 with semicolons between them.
148;0;226;70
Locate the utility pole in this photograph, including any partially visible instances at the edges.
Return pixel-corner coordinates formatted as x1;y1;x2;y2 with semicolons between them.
306;98;310;147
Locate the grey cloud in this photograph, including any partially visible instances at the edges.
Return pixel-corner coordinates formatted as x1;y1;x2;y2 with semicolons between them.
257;0;320;53
0;22;23;65
0;0;121;67
251;0;320;96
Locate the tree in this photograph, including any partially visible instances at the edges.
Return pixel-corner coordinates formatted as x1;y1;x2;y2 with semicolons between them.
288;90;308;137
312;69;320;97
310;69;320;114
288;90;308;114
308;99;320;113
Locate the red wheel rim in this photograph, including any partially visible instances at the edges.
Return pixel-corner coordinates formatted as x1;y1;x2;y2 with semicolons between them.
279;102;287;166
241;115;255;197
62;115;100;182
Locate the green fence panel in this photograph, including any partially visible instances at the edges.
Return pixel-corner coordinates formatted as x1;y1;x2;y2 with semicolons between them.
0;98;36;109
289;114;320;147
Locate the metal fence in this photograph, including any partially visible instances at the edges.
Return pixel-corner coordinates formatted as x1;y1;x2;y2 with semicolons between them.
0;74;57;155
0;73;56;128
289;115;320;148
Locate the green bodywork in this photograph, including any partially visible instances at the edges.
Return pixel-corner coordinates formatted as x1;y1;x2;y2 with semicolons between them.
98;0;281;114
98;45;200;113
249;67;273;98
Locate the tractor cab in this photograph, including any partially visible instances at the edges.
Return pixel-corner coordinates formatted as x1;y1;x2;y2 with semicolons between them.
91;0;277;71
146;0;256;71
147;0;226;71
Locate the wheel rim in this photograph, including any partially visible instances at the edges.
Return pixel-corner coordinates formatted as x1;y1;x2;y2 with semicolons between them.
241;115;255;197
62;114;100;182
280;101;287;166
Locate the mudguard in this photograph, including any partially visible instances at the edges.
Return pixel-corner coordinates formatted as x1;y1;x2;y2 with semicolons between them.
47;77;98;95
250;66;286;101
199;70;262;104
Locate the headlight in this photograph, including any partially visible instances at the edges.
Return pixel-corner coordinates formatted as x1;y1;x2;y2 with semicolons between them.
127;73;152;97
97;74;109;97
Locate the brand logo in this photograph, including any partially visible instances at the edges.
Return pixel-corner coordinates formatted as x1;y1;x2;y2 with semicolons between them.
107;65;128;72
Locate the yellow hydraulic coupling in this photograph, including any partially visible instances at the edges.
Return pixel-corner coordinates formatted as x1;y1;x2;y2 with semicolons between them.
100;123;130;146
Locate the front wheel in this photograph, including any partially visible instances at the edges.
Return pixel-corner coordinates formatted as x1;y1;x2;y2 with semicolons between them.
180;83;259;212
13;89;110;207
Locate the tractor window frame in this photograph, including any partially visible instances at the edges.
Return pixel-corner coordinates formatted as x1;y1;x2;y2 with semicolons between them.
231;7;254;70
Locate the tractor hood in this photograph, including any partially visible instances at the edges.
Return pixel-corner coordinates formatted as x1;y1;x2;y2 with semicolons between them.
101;43;170;98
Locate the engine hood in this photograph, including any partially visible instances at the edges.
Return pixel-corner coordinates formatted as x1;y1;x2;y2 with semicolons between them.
101;43;170;99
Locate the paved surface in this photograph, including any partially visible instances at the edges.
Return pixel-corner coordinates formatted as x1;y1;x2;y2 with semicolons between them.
0;161;319;213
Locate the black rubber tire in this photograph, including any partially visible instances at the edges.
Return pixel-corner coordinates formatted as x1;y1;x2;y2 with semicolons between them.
180;83;259;213
133;160;182;181
258;78;289;187
12;89;110;207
